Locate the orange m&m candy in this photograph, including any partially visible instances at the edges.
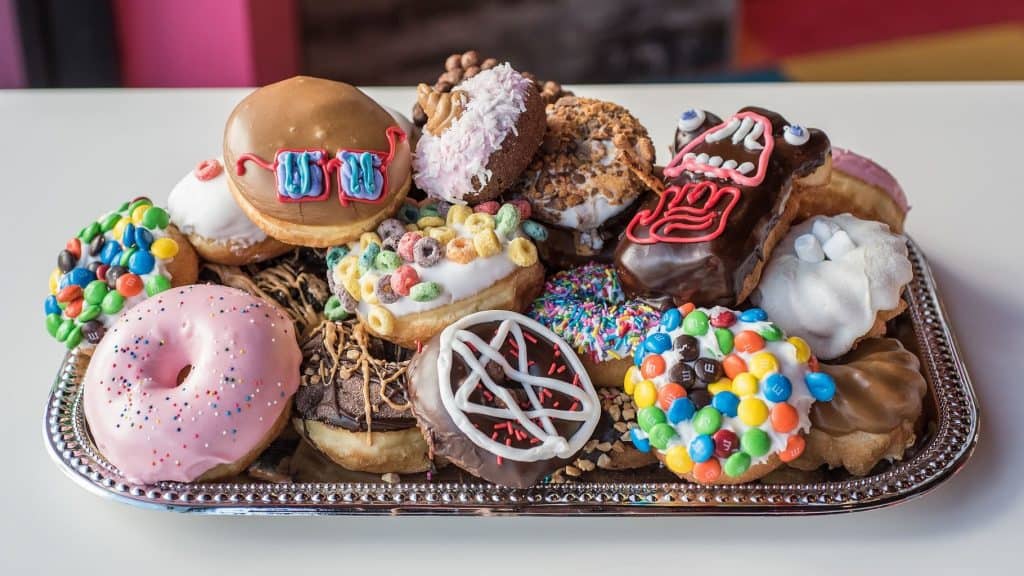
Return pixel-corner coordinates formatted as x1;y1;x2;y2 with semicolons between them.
734;330;765;353
779;435;806;462
721;353;747;379
116;273;144;297
693;458;722;483
680;302;695;315
771;402;799;433
657;383;687;410
641;354;666;379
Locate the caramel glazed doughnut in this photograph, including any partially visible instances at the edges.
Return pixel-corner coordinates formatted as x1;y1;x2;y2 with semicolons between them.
324;197;544;349
224;76;413;248
516;97;659;269
293;320;432;474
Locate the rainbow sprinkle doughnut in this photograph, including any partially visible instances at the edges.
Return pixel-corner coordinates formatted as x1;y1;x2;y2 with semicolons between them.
627;304;836;483
44;198;182;349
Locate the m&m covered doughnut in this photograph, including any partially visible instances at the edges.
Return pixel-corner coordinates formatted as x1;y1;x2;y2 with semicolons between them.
43;198;198;349
626;305;835;484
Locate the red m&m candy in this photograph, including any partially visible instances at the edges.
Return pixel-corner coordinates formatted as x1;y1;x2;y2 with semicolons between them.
57;285;83;303
712;429;739;458
64;299;84;318
710;310;736;328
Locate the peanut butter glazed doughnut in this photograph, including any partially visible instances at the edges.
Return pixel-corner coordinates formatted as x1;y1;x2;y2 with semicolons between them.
615;107;831;306
626;305;836;484
224;76;412;247
325;199;544;348
44;198;198;350
82;285;301;484
790;338;927;475
293;320;431;474
408;311;601;488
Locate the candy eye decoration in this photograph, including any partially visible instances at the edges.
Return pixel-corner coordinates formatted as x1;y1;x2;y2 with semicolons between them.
783;124;810;146
678;108;706;133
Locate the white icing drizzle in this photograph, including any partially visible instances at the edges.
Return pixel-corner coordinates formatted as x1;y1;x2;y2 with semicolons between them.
677;108;706;133
743;121;765;151
705;117;740;143
436;311;600;462
721;159;738;170
167;158;267;248
737;162;755;174
708;155;724;167
731;116;755;144
554;192;630;229
783;124;810;146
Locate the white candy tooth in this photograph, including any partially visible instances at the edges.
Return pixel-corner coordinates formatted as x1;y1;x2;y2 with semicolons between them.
811;218;840;245
722;159;738;170
794;234;825;262
708;156;724;167
706;118;740;142
731;117;755;144
737;162;755;174
744;122;765;151
696;153;710;164
823;230;856;260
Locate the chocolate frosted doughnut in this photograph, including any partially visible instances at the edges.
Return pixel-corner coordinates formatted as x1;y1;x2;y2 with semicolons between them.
407;311;601;488
615;107;831;306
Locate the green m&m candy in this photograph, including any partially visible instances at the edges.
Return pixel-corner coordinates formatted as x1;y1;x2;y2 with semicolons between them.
65;326;83;349
118;246;137;268
759;323;783;342
637;406;667;433
692;406;722;435
100;213;121;232
740;428;771;457
45;313;63;337
145;274;171;296
55;318;75;342
141;206;170;229
647;423;678;451
79;221;101;243
714;327;734;355
724;451;751;477
77;304;101;323
127;197;153;213
101;291;125;314
682;309;709;336
84;280;109;305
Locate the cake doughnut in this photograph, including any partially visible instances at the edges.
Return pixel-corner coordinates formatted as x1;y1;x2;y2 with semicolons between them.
626;305;836;484
82;285;301;484
326;199;544;348
751;213;913;360
293;320;431;474
407;311;601;488
516;97;658;266
413;63;545;204
529;263;661;388
796;148;909;233
224;76;412;247
790;338;927;475
615;107;831;306
168;157;292;265
43;198;199;350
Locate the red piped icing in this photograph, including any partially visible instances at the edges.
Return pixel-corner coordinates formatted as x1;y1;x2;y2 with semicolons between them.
664;111;774;188
625;181;741;244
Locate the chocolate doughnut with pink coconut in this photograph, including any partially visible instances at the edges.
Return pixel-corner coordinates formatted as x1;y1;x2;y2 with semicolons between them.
615;107;831;306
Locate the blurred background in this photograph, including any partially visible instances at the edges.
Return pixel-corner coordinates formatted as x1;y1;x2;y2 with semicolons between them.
1;0;1021;89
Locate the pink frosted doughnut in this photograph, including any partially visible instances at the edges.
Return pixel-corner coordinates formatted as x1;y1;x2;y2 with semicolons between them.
83;284;301;484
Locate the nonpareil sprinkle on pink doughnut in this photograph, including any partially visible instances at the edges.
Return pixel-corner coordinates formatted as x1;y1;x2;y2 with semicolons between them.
82;284;301;484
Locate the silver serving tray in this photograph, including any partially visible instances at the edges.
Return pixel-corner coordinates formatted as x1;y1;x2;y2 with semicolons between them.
42;239;979;515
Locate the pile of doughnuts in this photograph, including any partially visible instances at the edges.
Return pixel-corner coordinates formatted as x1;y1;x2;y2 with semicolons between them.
45;53;927;488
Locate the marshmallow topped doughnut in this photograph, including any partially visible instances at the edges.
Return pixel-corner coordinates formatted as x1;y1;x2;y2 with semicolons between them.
752;214;913;360
83;285;301;484
627;305;836;484
224;76;412;247
168;158;291;265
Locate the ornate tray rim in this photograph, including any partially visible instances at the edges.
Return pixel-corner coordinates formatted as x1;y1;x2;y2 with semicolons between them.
42;239;980;516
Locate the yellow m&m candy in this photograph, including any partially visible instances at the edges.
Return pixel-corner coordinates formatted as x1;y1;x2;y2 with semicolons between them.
732;372;759;397
130;204;149;224
708;378;732;395
623;366;639;395
788;336;811;363
111;217;130;242
49;267;61;295
738;397;769;426
665;445;694;475
150;237;179;260
633;379;657;408
748;351;779;379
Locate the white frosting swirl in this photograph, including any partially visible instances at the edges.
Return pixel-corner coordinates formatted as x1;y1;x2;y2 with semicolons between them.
167;158;267;248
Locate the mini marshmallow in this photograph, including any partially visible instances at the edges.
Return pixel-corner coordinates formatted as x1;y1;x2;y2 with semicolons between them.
811;218;840;245
794;234;825;262
823;230;857;260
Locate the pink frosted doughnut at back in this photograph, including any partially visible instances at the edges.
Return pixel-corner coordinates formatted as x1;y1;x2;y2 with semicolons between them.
83;284;301;484
831;147;909;212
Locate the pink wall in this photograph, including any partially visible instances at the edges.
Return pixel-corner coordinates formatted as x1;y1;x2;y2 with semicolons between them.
0;0;25;88
114;0;298;87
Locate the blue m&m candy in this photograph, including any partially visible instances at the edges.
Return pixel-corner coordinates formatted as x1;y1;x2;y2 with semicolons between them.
121;223;137;248
762;373;792;403
99;240;122;265
689;434;715;463
740;307;767;322
634;343;647;367
806;372;837;402
711;390;740;417
134;227;153;251
644;332;672;354
128;250;155;275
666;397;695;424
630;427;651;453
60;267;96;289
44;294;60;315
659;308;683;332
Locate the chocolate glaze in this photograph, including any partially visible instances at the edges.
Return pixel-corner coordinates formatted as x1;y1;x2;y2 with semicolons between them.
407;321;587;488
223;76;412;228
614;107;830;306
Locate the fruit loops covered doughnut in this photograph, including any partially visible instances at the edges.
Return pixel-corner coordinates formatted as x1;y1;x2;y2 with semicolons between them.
626;305;836;484
325;199;544;348
44;198;198;349
82;285;301;484
529;263;660;388
407;311;601;488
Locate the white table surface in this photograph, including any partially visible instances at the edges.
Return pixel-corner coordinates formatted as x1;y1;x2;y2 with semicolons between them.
2;83;1021;575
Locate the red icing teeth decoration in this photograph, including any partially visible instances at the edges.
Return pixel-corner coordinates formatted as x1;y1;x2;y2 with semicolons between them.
664;111;775;187
625;181;741;244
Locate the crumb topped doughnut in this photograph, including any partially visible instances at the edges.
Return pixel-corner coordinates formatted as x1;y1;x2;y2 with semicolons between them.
82;285;301;484
407;311;601;488
529;263;660;388
293;320;431;474
518;97;657;230
752;214;912;360
626;305;836;484
44;197;198;350
224;76;412;247
413;63;545;204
